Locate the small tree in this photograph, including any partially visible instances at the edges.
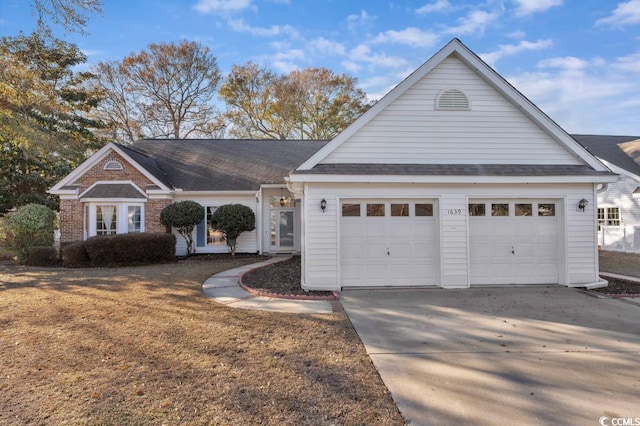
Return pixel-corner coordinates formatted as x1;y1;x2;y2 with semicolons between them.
210;204;255;256
6;203;55;263
160;201;204;256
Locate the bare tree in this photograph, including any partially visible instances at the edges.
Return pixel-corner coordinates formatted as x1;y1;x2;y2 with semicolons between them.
94;41;224;143
32;0;102;34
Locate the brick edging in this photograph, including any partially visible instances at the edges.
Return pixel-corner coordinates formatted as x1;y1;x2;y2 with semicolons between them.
594;274;640;298
239;256;338;301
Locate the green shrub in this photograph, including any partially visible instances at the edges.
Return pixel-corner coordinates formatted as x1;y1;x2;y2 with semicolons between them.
26;246;59;266
61;241;90;267
5;204;55;263
210;204;256;256
76;233;176;267
160;201;204;256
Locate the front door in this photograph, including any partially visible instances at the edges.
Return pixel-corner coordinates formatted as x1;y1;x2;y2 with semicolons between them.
271;209;295;251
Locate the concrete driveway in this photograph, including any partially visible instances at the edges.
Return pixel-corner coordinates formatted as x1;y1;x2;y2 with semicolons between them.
340;286;640;425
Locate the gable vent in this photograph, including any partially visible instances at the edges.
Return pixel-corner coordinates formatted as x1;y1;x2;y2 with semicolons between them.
103;160;124;171
437;89;470;110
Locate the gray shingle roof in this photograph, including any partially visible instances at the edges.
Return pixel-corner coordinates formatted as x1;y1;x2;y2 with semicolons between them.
126;139;329;191
291;163;615;177
572;134;640;176
81;183;146;199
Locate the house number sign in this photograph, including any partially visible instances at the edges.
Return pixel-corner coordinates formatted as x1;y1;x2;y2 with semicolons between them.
446;208;463;215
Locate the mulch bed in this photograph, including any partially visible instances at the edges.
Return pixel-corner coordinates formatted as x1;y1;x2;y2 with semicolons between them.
241;256;336;299
592;277;640;296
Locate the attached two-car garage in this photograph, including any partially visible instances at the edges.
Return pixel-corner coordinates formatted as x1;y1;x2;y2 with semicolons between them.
339;198;561;288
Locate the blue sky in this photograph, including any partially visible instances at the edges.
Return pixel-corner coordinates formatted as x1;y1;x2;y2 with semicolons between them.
1;0;639;135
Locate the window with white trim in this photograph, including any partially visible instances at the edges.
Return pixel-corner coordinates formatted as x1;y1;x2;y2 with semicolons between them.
96;205;118;235
85;203;145;237
206;206;225;245
598;207;621;228
127;206;142;233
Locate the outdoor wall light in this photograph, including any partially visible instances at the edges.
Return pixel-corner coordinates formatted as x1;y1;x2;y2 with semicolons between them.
578;198;588;212
320;198;327;213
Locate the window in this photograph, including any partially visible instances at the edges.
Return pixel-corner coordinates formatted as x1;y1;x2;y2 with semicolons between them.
491;203;509;216
103;160;123;171
206;207;225;245
391;204;409;217
415;204;434;217
96;205;117;235
515;204;532;216
538;204;555;217
366;204;385;216
468;203;486;216
127;206;141;233
342;203;360;217
436;89;470;110
598;207;621;227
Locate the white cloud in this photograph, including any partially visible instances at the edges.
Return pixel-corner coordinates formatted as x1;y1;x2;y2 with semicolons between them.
506;30;526;39
537;56;591;70
613;51;640;72
272;61;298;73
371;27;439;48
349;44;409;68
194;0;252;14
308;37;346;56
341;60;361;73
596;0;640;27
227;18;299;37
443;10;499;35
416;0;451;15
480;39;553;65
359;75;389;90
511;0;562;17
347;10;375;32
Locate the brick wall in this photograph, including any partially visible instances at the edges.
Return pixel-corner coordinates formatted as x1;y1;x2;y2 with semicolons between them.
59;150;172;242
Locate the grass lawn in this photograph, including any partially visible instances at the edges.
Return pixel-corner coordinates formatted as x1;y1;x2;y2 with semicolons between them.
0;259;403;425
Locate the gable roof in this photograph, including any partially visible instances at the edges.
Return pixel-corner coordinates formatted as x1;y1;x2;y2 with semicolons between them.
80;183;146;199
296;38;608;173
130;139;329;191
572;134;640;178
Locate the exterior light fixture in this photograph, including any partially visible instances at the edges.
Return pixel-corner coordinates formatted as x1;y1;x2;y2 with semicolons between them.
578;198;588;211
320;198;327;213
279;188;286;207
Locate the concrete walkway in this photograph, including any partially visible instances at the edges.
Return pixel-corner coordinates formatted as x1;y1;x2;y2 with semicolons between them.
202;256;334;314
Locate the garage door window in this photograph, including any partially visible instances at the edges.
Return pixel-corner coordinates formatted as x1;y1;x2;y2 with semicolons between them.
415;203;433;216
515;203;532;216
391;204;409;216
342;203;360;217
538;204;555;216
491;203;509;216
367;204;385;216
468;203;485;216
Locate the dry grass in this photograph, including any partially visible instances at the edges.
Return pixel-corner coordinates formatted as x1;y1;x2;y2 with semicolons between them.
0;260;403;425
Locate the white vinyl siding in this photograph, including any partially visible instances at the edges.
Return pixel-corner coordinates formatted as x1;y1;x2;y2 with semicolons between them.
598;176;640;227
301;183;598;291
320;56;581;165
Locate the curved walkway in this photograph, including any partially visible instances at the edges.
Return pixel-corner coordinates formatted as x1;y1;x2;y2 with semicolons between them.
202;256;335;314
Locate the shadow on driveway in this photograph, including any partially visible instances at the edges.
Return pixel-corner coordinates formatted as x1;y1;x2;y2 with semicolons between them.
340;286;640;425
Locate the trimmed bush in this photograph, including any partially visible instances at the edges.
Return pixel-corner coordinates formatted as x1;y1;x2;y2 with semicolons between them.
210;204;256;256
72;233;176;267
26;246;59;267
61;241;91;268
160;201;204;256
5;204;56;263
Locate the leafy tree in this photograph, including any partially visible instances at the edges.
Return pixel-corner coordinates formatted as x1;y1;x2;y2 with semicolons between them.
5;203;56;263
210;204;255;256
0;32;105;214
220;63;371;140
94;41;225;143
160;201;204;256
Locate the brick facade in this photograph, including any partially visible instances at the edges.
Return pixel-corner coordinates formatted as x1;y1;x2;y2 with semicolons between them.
59;150;172;242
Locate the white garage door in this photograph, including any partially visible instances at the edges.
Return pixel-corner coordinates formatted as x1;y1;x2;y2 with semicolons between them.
469;200;560;285
340;200;439;287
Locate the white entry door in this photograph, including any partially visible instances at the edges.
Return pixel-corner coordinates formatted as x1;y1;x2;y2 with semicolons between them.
469;200;560;285
340;200;439;287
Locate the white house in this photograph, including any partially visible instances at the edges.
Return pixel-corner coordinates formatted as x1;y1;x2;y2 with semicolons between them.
50;39;618;290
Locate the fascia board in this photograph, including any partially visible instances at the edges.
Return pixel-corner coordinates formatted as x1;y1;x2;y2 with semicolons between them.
598;158;640;182
50;143;118;191
78;180;147;199
287;174;619;184
80;198;147;203
173;190;256;196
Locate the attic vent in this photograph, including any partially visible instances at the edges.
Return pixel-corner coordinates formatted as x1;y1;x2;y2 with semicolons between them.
103;160;123;171
436;89;470;110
